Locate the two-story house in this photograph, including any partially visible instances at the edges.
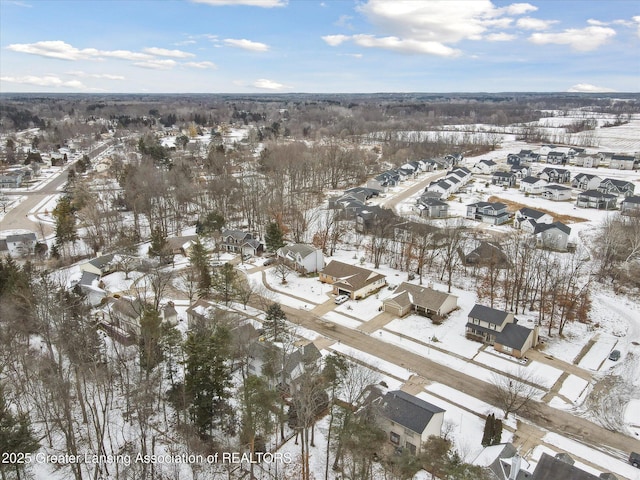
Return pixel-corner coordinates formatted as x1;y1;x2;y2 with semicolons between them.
538;167;570;184
540;184;572;201
415;196;449;219
466;202;510;225
466;304;538;358
621;196;640;216
519;176;548;194
576;190;617;209
492;171;516;188
276;243;325;274
546;151;567;165
220;229;263;255
571;173;602;191
472;159;498;174
533;221;571;251
374;389;445;455
597;178;635;197
514;208;553;232
609;154;636;170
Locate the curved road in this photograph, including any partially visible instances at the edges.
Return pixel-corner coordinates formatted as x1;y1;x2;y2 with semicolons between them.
0;142;112;237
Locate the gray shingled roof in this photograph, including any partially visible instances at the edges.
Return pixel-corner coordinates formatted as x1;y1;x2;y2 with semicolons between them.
519;208;547;220
531;452;600;480
496;322;533;350
534;221;571;236
469;304;511;326
381;390;445;434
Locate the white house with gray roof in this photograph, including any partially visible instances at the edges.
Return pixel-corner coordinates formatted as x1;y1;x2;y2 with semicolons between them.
0;232;37;257
519;176;547;194
374;389;445;455
276;243;324;274
466;304;538;359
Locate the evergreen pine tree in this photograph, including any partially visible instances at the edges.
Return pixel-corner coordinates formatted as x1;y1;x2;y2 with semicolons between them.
149;227;171;263
189;237;211;297
491;418;503;445
0;385;39;480
481;413;495;447
263;303;288;342
265;221;285;252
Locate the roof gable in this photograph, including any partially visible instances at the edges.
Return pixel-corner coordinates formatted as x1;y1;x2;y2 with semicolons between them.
380;390;444;434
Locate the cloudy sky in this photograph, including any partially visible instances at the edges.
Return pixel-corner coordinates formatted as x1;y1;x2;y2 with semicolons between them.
1;0;638;93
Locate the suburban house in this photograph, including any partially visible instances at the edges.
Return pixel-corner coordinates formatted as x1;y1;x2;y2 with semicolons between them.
167;235;199;257
519;176;548;194
466;202;510;225
597;151;615;163
382;282;458;318
0;172;23;188
510;164;531;179
597;178;635;197
463;241;510;268
546;151;567;165
609;154;636;170
415;196;449;219
276;243;324;274
220;229;263;256
101;297;145;337
367;171;400;192
571;173;602;191
573;153;600;168
492;171;516;187
514;208;553;232
621;196;640;216
374;389;445;455
425;178;454;197
576;190;617;210
538;167;570;184
531;452;618;480
0;232;37;257
80;253;117;276
472;444;532;480
540;184;572;201
319;260;386;300
518;149;541;163
533;221;571;251
472;159;498;174
465;304;539;358
355;206;395;234
443;152;464;166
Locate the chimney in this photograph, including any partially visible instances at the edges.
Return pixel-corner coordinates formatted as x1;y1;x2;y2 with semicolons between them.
508;454;521;480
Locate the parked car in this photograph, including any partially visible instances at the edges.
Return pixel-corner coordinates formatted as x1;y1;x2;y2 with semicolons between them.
630;451;640;468
263;258;276;266
211;261;224;267
242;253;252;261
334;294;349;305
608;350;621;361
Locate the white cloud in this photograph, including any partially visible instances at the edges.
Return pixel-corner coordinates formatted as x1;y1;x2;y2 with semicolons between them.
6;40;152;61
0;75;87;89
66;70;125;80
529;25;616;51
191;0;286;7
633;16;640;37
500;3;537;15
486;32;516;41
335;15;354;28
351;34;461;56
567;83;616;93
8;1;32;7
183;61;217;69
357;0;532;44
322;34;350;46
516;17;557;30
133;59;177;70
587;19;607;26
224;38;269;51
338;53;363;58
253;78;289;90
143;47;195;58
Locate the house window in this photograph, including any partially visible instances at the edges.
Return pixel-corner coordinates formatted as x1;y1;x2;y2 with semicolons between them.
390;432;400;445
406;442;416;455
502;345;513;353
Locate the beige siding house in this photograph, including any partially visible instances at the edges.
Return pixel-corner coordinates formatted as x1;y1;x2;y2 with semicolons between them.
319;260;386;300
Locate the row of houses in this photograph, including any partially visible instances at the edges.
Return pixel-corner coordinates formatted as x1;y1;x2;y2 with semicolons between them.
366;159;438;192
507;147;638;170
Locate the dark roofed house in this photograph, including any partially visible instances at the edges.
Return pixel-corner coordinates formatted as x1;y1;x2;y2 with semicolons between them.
576;190;617;210
1;232;37;257
220;229;263;255
541;184;572;201
533;222;571;251
276;243;324;273
492;171;516;187
464;241;510;268
520;176;548;194
466;304;538;358
466;202;510;225
621;195;640;216
609;154;636;170
319;260;386;300
531;452;610;480
572;173;602;191
514;208;553;232
374;389;445;455
415;196;449;219
538;167;570;184
597;178;635;197
382;282;458;318
80;253;116;276
546;151;567;165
